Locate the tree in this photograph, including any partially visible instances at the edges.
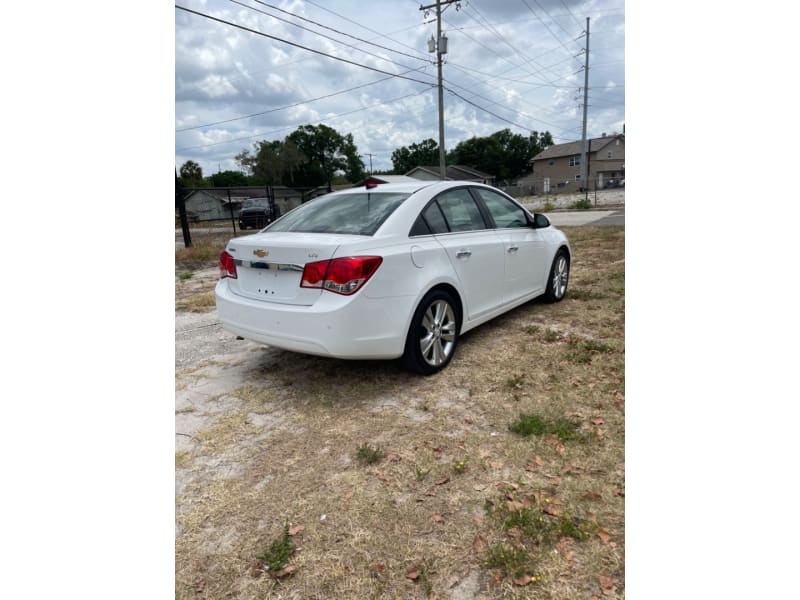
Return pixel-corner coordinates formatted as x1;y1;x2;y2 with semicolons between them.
287;124;365;189
209;170;249;187
179;160;203;186
447;129;555;182
391;138;439;174
237;125;364;189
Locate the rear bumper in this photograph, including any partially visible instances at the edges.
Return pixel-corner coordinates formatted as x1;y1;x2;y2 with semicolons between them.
215;279;414;359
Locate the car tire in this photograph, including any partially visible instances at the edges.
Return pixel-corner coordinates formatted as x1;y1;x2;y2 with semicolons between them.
403;289;460;375
543;249;570;303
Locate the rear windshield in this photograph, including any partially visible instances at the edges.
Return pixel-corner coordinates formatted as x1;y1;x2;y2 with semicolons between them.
266;191;410;236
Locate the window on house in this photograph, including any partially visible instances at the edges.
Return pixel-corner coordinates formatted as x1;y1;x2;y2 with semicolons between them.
569;156;581;167
608;151;613;159
548;160;554;166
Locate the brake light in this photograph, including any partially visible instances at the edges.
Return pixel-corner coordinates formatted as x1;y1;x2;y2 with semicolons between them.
219;251;237;279
301;256;382;295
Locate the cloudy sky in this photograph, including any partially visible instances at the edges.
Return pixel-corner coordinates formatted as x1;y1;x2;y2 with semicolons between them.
175;0;624;177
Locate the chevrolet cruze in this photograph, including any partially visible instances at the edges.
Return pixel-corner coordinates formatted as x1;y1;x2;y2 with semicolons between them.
215;180;570;374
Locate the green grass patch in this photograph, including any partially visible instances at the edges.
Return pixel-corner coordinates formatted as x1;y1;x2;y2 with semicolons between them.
256;524;295;572
355;443;384;465
569;198;592;210
568;288;606;301
564;337;613;364
178;271;194;280
508;413;581;441
484;543;530;575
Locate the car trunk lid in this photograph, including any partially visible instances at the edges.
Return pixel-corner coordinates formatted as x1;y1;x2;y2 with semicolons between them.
225;233;350;306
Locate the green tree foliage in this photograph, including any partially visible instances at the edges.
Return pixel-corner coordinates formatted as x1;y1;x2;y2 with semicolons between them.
287;124;365;189
236;124;364;188
179;160;203;186
209;170;249;187
447;130;554;182
390;138;439;174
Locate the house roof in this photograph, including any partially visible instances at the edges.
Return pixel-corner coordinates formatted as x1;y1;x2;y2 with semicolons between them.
406;165;493;180
355;175;420;186
532;134;624;161
183;186;305;204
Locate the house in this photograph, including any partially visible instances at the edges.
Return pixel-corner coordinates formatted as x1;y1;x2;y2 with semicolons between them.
529;133;624;193
405;165;495;185
183;187;305;221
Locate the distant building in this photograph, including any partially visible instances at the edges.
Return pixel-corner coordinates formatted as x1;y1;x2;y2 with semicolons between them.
405;165;494;185
182;187;304;221
528;133;625;193
355;175;420;186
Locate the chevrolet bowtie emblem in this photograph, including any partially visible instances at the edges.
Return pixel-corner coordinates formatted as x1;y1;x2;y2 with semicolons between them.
253;249;268;257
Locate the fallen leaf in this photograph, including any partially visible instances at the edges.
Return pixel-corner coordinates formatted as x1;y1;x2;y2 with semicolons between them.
506;500;525;512
406;566;420;581
435;476;450;486
556;443;566;456
599;575;616;595
582;492;603;501
341;491;354;511
592;417;605;425
513;574;531;586
370;563;385;573
288;525;305;536
269;564;297;579
543;504;561;517
249;564;263;578
472;535;488;554
597;528;611;545
387;452;401;462
432;514;444;522
612;487;625;497
473;483;487;491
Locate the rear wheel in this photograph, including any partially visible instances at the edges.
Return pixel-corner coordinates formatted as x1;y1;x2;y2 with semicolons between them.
543;249;570;302
403;290;460;375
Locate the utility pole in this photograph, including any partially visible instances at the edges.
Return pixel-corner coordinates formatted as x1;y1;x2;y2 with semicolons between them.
420;0;459;180
361;153;374;174
580;17;590;201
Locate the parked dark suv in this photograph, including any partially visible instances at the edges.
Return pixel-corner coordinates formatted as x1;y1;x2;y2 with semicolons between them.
238;198;279;230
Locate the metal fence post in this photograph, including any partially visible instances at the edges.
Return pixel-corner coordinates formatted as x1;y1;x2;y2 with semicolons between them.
227;188;237;234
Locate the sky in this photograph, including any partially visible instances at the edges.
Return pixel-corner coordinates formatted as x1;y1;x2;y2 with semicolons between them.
174;0;625;177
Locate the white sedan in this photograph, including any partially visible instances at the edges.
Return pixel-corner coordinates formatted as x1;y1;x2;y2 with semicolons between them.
215;181;571;374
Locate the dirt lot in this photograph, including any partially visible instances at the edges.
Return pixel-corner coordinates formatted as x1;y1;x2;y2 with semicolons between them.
175;226;624;599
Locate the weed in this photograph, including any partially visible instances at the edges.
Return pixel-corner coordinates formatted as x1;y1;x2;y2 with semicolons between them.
508;413;581;441
178;271;194;280
452;458;468;474
557;514;595;541
523;324;540;335
414;465;431;481
504;508;554;546
542;328;560;342
256;524;294;572
508;413;547;437
564;338;613;364
542;201;556;212
355;443;384;465
485;543;529;575
570;198;592;210
505;374;525;390
568;288;606;301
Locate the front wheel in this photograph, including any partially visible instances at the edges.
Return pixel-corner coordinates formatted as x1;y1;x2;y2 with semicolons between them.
403;290;460;375
543;249;570;302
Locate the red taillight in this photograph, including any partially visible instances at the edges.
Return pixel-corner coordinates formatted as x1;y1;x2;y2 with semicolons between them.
301;256;382;295
219;251;237;279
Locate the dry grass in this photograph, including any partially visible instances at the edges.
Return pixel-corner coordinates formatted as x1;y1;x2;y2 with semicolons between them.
175;225;624;599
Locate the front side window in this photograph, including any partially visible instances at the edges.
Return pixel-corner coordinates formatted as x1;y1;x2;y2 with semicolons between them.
434;189;487;232
473;188;527;228
267;192;409;235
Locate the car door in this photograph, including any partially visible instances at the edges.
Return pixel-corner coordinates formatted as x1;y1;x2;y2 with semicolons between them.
427;188;506;321
471;187;549;303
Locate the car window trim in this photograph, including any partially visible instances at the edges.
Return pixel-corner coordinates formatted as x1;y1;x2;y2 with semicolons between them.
469;186;532;230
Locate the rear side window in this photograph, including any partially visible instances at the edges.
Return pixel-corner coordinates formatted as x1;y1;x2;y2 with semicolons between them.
473;188;528;228
435;189;487;232
267;192;409;235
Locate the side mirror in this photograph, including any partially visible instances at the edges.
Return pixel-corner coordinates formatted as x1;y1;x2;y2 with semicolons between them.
530;213;550;228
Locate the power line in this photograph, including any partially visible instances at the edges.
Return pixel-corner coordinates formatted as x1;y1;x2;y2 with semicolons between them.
176;67;428;132
175;5;436;87
557;0;584;30
304;0;429;60
245;0;429;64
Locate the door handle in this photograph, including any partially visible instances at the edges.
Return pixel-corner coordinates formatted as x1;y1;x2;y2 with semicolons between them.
456;249;472;259
507;245;519;253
